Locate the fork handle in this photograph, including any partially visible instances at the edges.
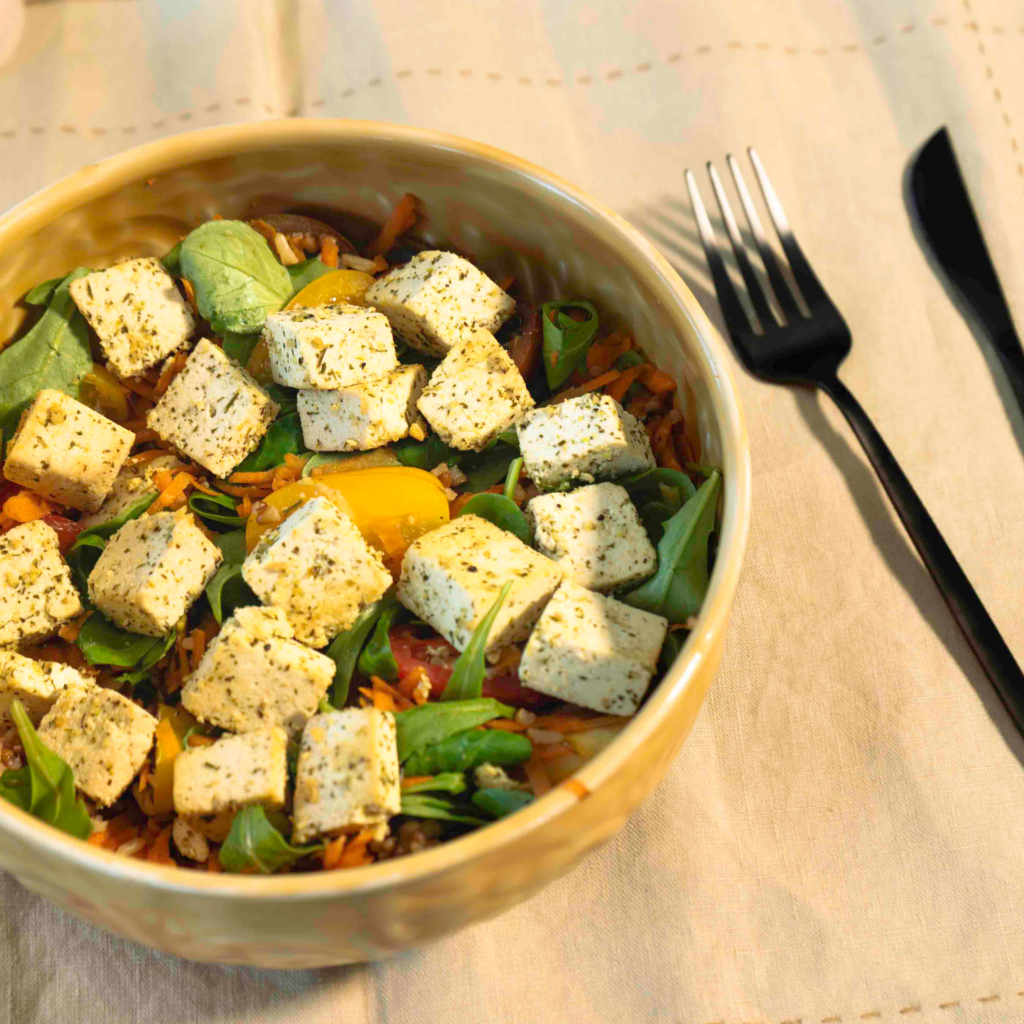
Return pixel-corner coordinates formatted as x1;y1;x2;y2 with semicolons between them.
821;375;1024;727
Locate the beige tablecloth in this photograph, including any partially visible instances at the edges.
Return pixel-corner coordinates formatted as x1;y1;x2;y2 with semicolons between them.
2;1;1024;1021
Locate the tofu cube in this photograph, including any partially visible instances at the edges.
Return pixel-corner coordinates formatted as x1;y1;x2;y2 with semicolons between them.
298;364;428;452
518;580;668;716
88;509;222;636
263;304;398;390
292;708;400;844
172;816;210;863
146;338;279;477
242;496;391;647
0;651;91;728
172;726;288;819
526;482;656;592
397;514;563;653
516;393;656;489
77;454;184;530
69;258;196;378
416;330;534;451
4;390;134;512
0;520;84;648
365;250;515;358
37;682;158;806
181;606;335;736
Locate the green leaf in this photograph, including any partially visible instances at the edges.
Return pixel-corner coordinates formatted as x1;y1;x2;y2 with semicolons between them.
399;794;487;826
622;470;721;623
0;268;92;456
394;698;514;763
188;490;243;528
324;598;389;707
393;434;468;470
66;533;106;595
471;788;534;818
287;257;332;296
404;728;532;775
205;530;257;624
637;500;676;545
77;493;158;543
541;300;599;389
356;596;403;681
460;444;519;493
496;426;519;448
219;805;324;874
76;611;176;669
620;467;697;511
658;630;686;675
262;382;297;415
235;411;306;473
400;772;468;795
454;494;531;544
503;457;523;500
24;276;65;306
161;240;183;275
220;331;261;367
441;582;513;702
179;220;292;335
0;700;92;839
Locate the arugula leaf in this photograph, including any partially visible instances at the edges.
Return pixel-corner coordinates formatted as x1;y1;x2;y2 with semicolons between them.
324;598;390;707
404;728;532;775
220;331;262;367
394;698;514;763
393;434;468;470
441;582;512;702
541;300;599;389
622;470;721;623
219;805;324;874
205;530;257;624
0;268;92;455
0;700;92;839
287;257;332;296
179;221;291;335
399;772;468;795
161;240;183;275
234;411;306;473
24;276;65;306
76;611;176;669
399;794;487;826
188;490;243;528
471;788;534;819
356;596;403;682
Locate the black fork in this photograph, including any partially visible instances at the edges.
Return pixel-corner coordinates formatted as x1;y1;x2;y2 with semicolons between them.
687;148;1024;734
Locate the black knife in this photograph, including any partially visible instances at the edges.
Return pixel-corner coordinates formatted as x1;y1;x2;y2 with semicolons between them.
909;127;1024;418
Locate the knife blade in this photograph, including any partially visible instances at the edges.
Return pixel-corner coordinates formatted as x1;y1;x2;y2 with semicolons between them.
909;127;1024;417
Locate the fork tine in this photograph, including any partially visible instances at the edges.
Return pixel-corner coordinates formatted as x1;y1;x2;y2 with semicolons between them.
707;162;776;331
747;147;829;309
726;153;805;321
684;169;755;336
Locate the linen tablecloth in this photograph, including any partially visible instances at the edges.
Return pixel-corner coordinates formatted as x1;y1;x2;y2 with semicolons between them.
2;1;1024;1021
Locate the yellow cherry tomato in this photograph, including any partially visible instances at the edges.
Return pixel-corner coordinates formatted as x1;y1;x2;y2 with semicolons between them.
244;467;450;567
286;269;375;310
150;704;198;814
78;363;130;423
245;337;273;384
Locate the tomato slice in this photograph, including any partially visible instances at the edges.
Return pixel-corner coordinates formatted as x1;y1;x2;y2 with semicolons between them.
37;514;82;555
286;269;375;309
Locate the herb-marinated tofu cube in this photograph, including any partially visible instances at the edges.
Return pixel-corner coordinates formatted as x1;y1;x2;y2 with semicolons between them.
88;509;222;637
518;580;668;716
77;454;185;529
242;496;391;647
69;258;195;378
0;520;84;648
181;606;335;736
146;338;279;477
416;330;534;451
4;390;134;512
292;708;400;843
173;726;288;819
0;651;91;728
397;514;563;653
516;393;656;489
37;681;158;806
297;364;428;451
172;816;210;863
263;304;398;390
526;482;656;592
365;250;515;358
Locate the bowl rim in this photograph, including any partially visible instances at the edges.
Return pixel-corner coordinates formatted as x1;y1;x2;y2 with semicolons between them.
0;118;751;900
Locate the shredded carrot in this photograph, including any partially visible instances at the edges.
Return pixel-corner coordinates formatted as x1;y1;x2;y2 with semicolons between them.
604;363;646;403
320;235;340;269
361;687;397;713
638;364;677;394
57;612;91;644
180;279;198;314
128;449;171;466
586;331;632;375
562;778;591;800
154;351;189;397
484;718;528;732
236;495;254;518
206;850;223;872
187;477;219;497
87;828;109;847
151;468;175;492
149;471;195;513
214;482;272;498
649;412;683;471
533;742;576;760
2;490;58;523
283;453;309;471
190;628;206;668
249;219;277;243
339;829;375;868
368;193;417;256
401;775;435;789
227;468;277;484
122;377;157;401
497;274;515;292
146;825;174;863
322;833;347;870
523;756;552;797
548;369;620;405
531;714;622;734
186;734;215;748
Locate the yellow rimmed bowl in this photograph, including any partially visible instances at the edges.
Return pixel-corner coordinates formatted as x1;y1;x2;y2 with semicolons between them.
0;120;751;968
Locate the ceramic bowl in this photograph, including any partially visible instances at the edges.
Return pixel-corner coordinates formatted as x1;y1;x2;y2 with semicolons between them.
0;119;750;967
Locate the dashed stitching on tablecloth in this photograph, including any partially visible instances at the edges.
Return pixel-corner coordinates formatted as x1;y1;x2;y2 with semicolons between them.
1;17;1022;139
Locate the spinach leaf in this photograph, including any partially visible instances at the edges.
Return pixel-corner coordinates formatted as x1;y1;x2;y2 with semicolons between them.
399;794;487;826
454;494;530;544
221;331;261;367
325;597;390;707
460;443;518;493
441;582;512;702
262;382;297;414
24;276;65;306
0;268;92;454
541;299;599;389
66;533;106;595
637;500;677;545
615;349;645;370
205;530;257;624
404;728;532;775
394;698;514;763
0;700;92;839
287;257;332;296
219;805;324;874
622;470;721;623
77;493;158;542
161;241;183;275
234;411;306;473
393;434;467;470
356;596;403;681
496;426;519;448
179;220;292;335
400;772;468;795
658;630;686;675
471;788;534;819
76;612;176;669
188;490;243;528
620;467;697;511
